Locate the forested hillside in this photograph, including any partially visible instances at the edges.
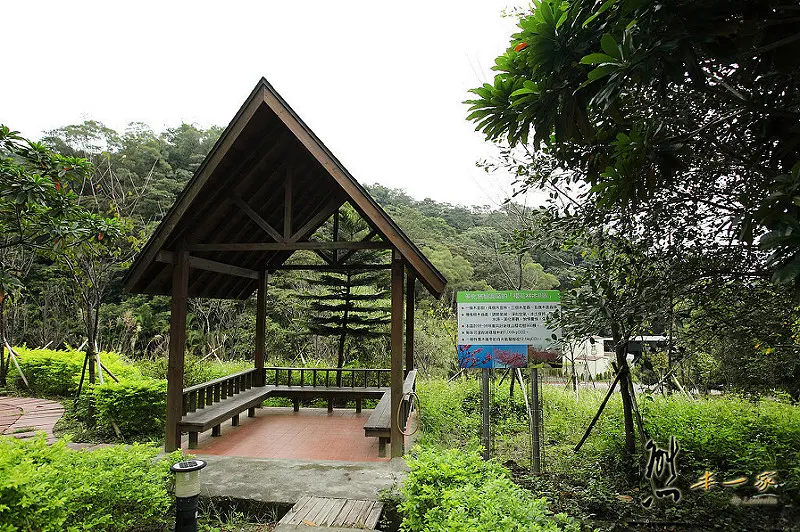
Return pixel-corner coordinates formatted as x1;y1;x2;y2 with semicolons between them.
1;120;571;378
2;119;798;397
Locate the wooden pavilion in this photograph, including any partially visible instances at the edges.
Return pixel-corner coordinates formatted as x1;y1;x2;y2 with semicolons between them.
124;78;446;457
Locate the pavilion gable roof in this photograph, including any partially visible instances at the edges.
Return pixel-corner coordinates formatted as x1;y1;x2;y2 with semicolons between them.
124;78;447;299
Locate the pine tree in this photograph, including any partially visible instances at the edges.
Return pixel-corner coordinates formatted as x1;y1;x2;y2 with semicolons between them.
299;207;390;378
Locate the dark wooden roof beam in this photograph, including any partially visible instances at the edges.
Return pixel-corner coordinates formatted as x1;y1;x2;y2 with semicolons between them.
157;251;259;280
288;194;345;243
230;194;284;242
188;241;392;252
279;264;391;271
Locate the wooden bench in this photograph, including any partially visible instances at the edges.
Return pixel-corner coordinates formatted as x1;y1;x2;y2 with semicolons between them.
270;386;386;413
177;366;393;450
363;370;417;457
177;368;271;449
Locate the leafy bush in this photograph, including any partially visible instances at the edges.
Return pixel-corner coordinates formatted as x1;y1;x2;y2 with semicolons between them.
12;347;144;396
135;355;253;387
400;447;579;531
0;436;183;531
641;393;800;501
93;378;168;436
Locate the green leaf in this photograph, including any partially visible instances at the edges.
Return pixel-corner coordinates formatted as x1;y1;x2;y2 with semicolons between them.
601;33;620;59
580;53;618;65
583;0;620;27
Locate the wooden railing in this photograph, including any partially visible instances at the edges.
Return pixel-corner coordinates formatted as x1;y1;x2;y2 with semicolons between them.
181;368;260;416
265;366;391;389
181;366;393;416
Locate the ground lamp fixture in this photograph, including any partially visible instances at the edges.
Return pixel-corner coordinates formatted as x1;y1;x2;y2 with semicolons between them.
171;459;207;532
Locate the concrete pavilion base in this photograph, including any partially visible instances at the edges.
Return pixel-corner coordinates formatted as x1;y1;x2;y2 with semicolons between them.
194;454;409;506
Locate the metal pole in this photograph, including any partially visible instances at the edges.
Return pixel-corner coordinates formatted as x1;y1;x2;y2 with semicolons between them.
481;368;490;460
531;367;541;474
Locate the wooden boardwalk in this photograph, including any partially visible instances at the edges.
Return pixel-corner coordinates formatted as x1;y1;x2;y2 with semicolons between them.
0;397;64;443
276;496;383;530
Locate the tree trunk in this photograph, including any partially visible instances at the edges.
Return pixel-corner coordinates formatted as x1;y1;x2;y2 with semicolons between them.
611;323;636;457
85;299;98;424
0;299;7;387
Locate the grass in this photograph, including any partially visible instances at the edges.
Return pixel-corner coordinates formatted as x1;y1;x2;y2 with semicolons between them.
415;375;800;531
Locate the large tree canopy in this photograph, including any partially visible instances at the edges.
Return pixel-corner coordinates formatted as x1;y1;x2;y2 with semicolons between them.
467;0;800;288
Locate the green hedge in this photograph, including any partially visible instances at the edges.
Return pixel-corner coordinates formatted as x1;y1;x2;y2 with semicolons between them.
400;447;579;531
0;436;182;531
416;378;800;503
11;347;144;396
93;378;168;437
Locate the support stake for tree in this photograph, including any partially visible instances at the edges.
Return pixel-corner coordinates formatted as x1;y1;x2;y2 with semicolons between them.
3;342;28;389
574;369;623;452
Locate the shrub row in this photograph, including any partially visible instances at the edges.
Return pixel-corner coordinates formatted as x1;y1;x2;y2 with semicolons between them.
10;347;167;438
93;378;168;436
416;377;800;503
0;436;182;531
11;347;143;396
400;447;579;531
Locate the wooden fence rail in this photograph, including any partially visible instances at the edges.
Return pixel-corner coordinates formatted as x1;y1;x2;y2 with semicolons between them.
181;368;259;416
181;366;392;416
264;367;391;388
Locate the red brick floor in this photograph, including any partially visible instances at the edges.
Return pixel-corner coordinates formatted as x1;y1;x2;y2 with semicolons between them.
0;396;64;443
187;407;391;462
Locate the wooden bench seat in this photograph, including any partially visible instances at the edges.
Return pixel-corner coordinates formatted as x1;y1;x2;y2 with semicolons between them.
178;385;275;449
363;370;417;457
270;386;386;413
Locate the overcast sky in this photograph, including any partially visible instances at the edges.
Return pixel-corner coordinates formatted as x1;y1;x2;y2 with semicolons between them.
2;1;531;207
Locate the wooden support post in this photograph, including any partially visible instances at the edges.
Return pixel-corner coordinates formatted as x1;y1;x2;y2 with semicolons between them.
212;425;221;437
284;168;293;240
356;398;362;413
165;248;189;452
248;407;256;418
327;398;333;413
390;251;404;458
188;432;198;449
231;414;240;427
255;269;268;386
405;272;415;375
293;398;300;412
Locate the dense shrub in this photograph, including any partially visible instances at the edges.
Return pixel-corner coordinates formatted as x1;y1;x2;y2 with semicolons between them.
12;347;143;396
641;394;800;501
93;378;168;436
417;377;800;503
400;447;579;531
135;355;254;387
0;436;182;531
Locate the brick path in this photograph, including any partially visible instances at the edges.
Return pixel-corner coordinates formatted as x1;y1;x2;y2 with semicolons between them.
190;407;392;462
0;396;64;443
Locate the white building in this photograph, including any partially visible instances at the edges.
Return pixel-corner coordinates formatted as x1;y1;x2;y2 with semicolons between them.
563;335;667;380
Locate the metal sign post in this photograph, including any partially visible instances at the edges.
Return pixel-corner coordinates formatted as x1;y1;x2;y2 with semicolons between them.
481;368;491;460
530;367;541;474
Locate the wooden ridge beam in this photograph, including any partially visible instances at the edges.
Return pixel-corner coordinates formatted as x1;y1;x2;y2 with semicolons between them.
157;251;259;280
278;264;391;271
187;241;392;252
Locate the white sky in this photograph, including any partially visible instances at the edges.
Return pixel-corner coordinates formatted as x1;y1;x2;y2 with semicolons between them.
2;1;530;208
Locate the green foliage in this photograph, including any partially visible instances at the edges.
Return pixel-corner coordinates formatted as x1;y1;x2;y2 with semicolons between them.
400;447;579;531
0;125;121;301
417;376;800;507
0;436;183;531
93;378;167;436
641;394;800;501
11;347;143;396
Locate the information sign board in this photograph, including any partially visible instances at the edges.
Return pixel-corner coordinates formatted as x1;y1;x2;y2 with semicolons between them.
457;290;561;368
